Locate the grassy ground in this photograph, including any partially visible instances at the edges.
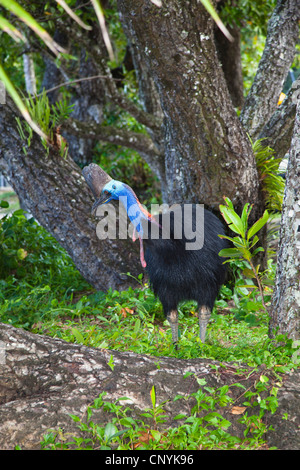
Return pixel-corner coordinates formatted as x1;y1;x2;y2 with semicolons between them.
0;200;298;450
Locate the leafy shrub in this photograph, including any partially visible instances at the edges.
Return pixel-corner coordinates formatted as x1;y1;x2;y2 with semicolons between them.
0;203;89;327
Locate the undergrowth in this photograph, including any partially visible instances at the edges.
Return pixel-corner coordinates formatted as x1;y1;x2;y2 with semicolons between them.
1;203;298;450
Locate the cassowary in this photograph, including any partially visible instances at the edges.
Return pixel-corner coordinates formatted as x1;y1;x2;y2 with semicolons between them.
82;164;227;345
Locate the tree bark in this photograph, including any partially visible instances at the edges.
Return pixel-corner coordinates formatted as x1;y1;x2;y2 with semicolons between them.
240;0;300;139
0;99;141;292
269;100;300;339
0;322;299;450
64;51;105;166
215;23;244;108
118;0;260;215
259;78;300;161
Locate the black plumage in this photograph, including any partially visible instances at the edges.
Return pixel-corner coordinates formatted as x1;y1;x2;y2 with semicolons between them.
143;205;227;344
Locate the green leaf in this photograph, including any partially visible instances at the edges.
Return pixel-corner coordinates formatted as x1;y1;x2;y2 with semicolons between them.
240;203;252;232
108;354;115;371
252;247;265;256
218;248;242;258
104;422;118;442
249;235;259;248
150;385;156;408
133;318;141;335
247;210;269;240
71;327;84;344
0;200;9;208
219;205;245;236
242;268;256;279
70;414;81;422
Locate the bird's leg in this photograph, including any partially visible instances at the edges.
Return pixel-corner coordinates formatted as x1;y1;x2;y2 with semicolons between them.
167;310;179;347
138;235;147;268
198;306;211;343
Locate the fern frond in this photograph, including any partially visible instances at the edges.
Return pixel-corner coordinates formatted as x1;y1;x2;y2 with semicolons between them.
249;136;285;212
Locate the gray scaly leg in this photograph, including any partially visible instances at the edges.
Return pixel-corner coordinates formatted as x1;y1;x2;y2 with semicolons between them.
198;306;211;343
167;310;179;347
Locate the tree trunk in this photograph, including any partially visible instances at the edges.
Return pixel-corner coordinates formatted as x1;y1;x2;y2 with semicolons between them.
259;78;300;161
118;0;260;215
65;50;106;167
269;100;300;339
240;0;299;139
215;22;244;108
0;322;299;450
0;99;141;292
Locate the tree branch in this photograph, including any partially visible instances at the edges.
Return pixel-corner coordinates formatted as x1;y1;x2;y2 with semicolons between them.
258;79;300;159
240;0;300;139
0;98;141;291
64;117;161;157
63;117;165;181
55;17;162;134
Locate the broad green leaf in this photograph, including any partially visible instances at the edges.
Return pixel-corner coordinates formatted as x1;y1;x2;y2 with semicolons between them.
242;268;256;279
219;205;245;236
260;375;269;383
104;422;118;441
218;247;242;258
252;246;265;256
247;210;269;240
222;196;234;210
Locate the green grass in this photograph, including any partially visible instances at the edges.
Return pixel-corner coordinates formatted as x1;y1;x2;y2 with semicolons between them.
1;204;298;450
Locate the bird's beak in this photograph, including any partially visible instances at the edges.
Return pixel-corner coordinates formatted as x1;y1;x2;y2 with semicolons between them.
91;193;111;215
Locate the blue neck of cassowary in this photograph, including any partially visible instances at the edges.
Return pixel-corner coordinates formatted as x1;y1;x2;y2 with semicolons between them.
101;180;153;237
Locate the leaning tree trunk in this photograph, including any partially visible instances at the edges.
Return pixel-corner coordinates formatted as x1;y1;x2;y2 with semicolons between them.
0;99;141;292
269;100;300;339
117;0;261;217
0;322;300;450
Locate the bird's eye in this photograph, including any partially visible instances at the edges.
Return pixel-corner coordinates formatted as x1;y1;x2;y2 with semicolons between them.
112;184;116;190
